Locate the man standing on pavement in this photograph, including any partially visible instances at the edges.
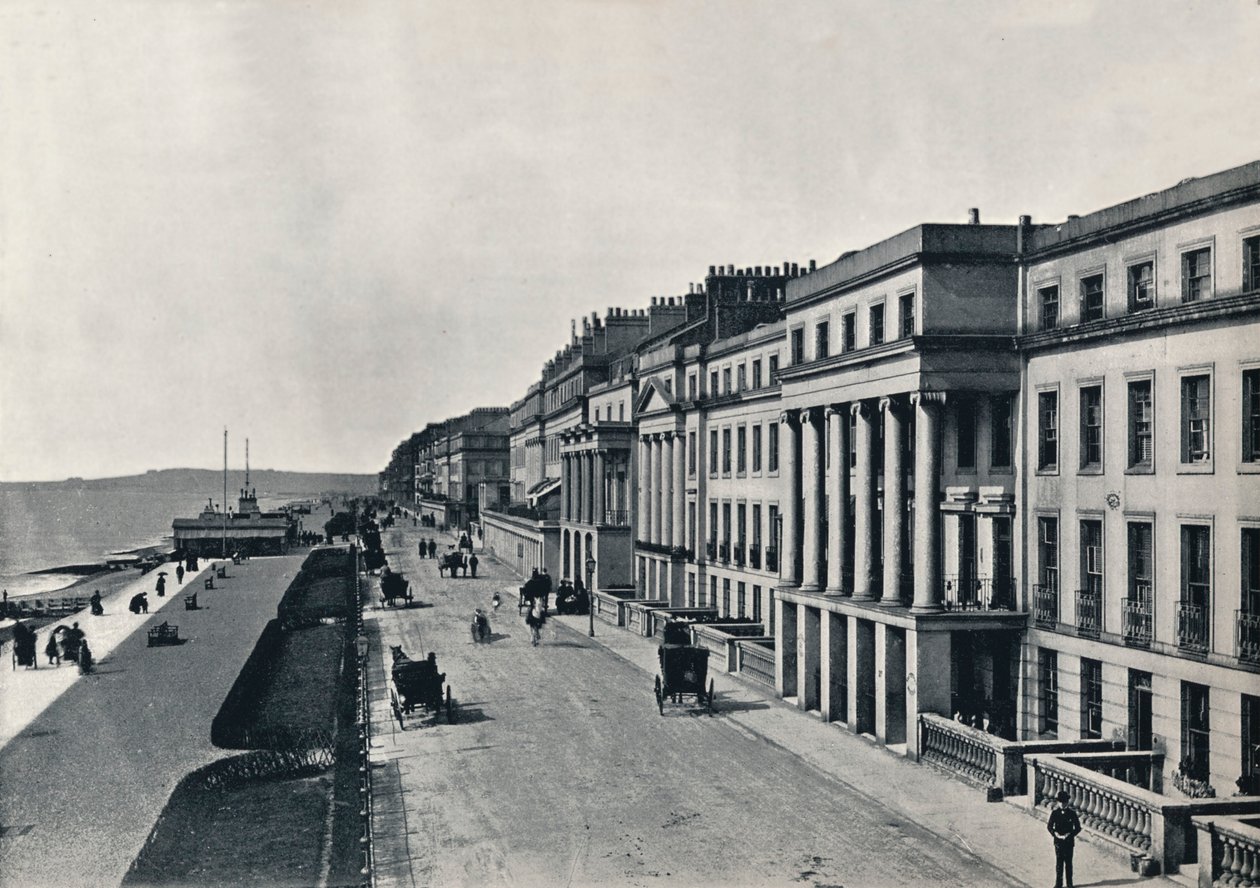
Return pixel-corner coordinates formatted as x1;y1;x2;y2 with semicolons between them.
469;553;479;578
539;568;553;613
1047;789;1082;888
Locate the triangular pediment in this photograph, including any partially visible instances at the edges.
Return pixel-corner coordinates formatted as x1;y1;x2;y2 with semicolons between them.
634;378;676;415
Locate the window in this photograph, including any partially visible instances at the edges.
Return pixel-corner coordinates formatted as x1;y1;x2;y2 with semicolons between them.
1081;519;1104;596
768;353;779;380
1128;379;1153;469
752;359;762;389
688;502;696;552
688;431;696;475
1080;273;1104;322
752;424;762;472
619;402;625;421
1038;391;1059;470
768;588;776;634
1039;649;1059;737
842;313;856;351
1179;524;1212;655
708;575;717;608
663;378;672;395
1181;374;1212;464
1244;528;1260;617
736;581;746;618
1181;682;1211;781
1128;261;1155;312
688;374;697;401
956;398;976;470
593;406;600;422
1182;247;1212;302
723;367;732;395
709;370;718;397
708;501;718;548
752;584;762;623
1039;284;1060;330
737;503;746;548
815;321;830;360
708;430;718;477
1079;385;1103;470
899;292;915;338
1038;517;1059;593
990;395;1013;469
752;504;762;545
687;573;696;608
1243;695;1260;795
737;425;747;473
722;428;732;474
736;364;747;393
1244;369;1260;463
790;327;805;364
1127;522;1154;646
1081;658;1103;739
869;304;885;345
1245;235;1260;293
768;422;779;472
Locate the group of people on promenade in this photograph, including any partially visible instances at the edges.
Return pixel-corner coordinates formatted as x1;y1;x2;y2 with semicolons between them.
10;618;93;674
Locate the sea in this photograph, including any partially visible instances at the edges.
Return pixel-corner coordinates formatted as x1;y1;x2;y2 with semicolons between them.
0;485;297;598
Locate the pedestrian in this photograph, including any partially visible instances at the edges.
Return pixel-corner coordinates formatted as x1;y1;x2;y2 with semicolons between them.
129;591;149;614
156;574;166;597
526;599;546;647
90;590;104;616
418;540;426;559
1047;789;1082;888
45;629;61;666
12;619;37;668
428;539;437;559
540;568;553;614
469;553;479;578
176;564;185;584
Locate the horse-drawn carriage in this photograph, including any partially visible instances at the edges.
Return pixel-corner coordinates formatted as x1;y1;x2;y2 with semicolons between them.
654;621;714;715
437;552;465;577
388;645;454;728
379;571;413;607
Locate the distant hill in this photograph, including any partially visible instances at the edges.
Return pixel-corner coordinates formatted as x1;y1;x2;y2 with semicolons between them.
2;468;379;496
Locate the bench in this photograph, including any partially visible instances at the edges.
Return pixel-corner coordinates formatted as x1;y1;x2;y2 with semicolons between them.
184;593;199;610
216;566;227;579
147;622;180;646
204;577;215;590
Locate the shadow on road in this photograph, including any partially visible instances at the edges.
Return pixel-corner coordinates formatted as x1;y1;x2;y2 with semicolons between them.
451;706;493;725
712;699;771;714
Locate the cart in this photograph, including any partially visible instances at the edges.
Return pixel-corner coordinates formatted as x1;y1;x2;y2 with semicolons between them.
380;572;413;607
388;646;454;728
654;622;714;715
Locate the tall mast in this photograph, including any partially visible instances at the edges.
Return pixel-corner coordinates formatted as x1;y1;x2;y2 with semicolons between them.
245;438;250;492
223;427;228;558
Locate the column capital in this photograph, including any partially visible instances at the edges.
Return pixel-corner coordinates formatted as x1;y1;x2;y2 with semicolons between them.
851;400;874;419
799;407;824;426
824;404;848;421
778;410;799;427
879;395;908;417
661;430;675;441
910;391;948;411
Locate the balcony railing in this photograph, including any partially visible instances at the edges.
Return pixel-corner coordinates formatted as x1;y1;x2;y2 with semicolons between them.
718;541;731;563
1122;594;1153;648
1176;600;1210;655
1075;588;1102;638
733;544;746;567
1237;610;1260;665
942;576;1017;612
748;542;761;569
765;546;779;572
1033;584;1058;629
603;509;630;527
706;540;717;561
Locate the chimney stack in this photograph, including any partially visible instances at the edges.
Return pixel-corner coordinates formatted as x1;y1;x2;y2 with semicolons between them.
968;208;980;225
808;259;816;272
1019;214;1032;226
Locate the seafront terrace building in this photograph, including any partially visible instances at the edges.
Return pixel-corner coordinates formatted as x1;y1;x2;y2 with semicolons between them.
1019;161;1260;797
769;220;1027;758
416;408;509;530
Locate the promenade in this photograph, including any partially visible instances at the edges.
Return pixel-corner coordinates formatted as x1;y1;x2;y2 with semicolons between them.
0;553;305;888
364;521;1178;888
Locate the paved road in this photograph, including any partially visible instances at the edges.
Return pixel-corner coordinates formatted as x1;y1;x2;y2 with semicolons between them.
0;554;305;888
366;525;1022;888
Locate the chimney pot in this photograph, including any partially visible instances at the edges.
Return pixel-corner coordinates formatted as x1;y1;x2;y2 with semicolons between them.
809;259;817;272
1019;214;1032;226
755;266;762;276
1067;214;1080;221
708;265;716;275
968;208;980;224
727;264;734;275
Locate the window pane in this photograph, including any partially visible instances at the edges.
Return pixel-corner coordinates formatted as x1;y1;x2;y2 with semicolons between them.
1182;248;1212;302
1039;285;1059;330
1181;375;1211;463
1080;274;1104;322
1128;380;1153;468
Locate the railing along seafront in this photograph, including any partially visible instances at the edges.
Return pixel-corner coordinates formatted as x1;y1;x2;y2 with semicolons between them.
1195;815;1260;888
354;549;375;887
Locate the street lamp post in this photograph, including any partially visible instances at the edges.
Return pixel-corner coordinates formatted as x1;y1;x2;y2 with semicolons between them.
585;556;596;637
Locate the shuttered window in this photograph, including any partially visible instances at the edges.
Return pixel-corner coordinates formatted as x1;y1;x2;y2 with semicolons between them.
1181;375;1212;463
1244;370;1260;463
1128;522;1153;603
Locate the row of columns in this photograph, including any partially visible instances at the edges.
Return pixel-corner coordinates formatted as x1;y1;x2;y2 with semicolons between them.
780;392;945;612
636;432;686;550
560;449;607;524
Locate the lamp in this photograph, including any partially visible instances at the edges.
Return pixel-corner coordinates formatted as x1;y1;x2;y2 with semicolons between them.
584;556;597;637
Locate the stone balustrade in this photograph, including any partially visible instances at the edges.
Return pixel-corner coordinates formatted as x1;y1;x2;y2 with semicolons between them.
920;714;1000;791
1195;815;1260;888
735;640;775;687
1030;755;1158;856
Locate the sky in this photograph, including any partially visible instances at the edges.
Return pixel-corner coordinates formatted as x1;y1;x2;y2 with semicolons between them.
2;0;1258;481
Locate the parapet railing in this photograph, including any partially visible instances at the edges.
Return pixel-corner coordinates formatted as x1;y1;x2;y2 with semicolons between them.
734;639;775;687
1194;815;1260;888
